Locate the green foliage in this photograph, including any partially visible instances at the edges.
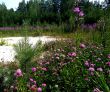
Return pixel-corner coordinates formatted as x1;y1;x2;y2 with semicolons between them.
43;40;110;92
0;38;6;46
60;62;81;92
1;40;110;91
93;72;110;92
14;37;43;72
0;62;18;91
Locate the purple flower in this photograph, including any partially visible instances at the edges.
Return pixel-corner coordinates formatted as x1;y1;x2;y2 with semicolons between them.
106;62;110;66
37;87;42;92
97;68;103;72
68;52;76;57
42;83;46;87
84;61;89;67
108;54;110;59
71;52;77;57
73;7;80;13
30;78;34;82
88;67;95;72
32;67;37;72
79;11;84;16
34;81;36;84
80;43;86;48
14;69;23;77
90;64;95;67
41;68;47;71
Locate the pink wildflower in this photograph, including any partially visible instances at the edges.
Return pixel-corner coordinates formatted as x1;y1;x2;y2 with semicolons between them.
68;52;76;57
73;7;80;13
30;78;34;82
71;52;77;57
32;67;37;72
88;67;95;72
79;11;84;16
34;81;36;84
41;68;47;71
84;61;89;67
42;83;46;87
14;69;23;77
106;62;110;66
108;54;110;59
97;68;103;72
37;87;42;92
80;43;86;48
90;64;95;67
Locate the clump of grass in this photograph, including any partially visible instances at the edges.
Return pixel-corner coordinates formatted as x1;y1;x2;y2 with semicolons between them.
0;38;6;46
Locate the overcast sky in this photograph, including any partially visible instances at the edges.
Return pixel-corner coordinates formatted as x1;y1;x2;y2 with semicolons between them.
0;0;105;10
0;0;29;10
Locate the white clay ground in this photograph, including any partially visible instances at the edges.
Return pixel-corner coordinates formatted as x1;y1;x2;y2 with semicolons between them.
0;36;56;62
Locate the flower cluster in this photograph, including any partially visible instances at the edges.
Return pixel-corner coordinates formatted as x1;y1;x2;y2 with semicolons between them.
73;7;84;17
42;42;110;91
13;66;47;92
81;23;97;30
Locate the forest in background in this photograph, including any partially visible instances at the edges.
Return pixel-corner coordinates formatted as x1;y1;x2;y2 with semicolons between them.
0;0;110;27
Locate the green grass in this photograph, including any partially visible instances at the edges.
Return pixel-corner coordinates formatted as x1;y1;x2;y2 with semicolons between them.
0;26;109;50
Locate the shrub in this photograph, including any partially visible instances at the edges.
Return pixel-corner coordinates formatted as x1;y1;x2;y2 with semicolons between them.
14;37;43;72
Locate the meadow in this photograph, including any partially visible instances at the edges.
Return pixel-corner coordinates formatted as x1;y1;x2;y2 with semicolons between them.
0;23;110;92
0;0;110;92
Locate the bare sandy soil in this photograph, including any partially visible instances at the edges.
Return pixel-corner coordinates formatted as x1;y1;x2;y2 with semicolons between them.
0;36;56;62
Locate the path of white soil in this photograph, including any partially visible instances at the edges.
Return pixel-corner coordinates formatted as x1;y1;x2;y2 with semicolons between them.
0;36;56;62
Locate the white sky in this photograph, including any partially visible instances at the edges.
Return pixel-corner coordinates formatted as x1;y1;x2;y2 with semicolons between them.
0;0;29;10
0;0;105;10
89;0;105;3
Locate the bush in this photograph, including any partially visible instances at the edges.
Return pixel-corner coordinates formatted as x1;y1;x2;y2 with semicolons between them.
14;37;43;72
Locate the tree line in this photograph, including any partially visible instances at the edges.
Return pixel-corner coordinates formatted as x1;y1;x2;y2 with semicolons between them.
0;0;110;27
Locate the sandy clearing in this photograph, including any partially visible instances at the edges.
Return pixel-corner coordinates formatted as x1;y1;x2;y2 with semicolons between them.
0;36;56;62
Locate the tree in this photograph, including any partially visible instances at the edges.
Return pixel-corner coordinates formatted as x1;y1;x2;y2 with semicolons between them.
17;0;27;25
